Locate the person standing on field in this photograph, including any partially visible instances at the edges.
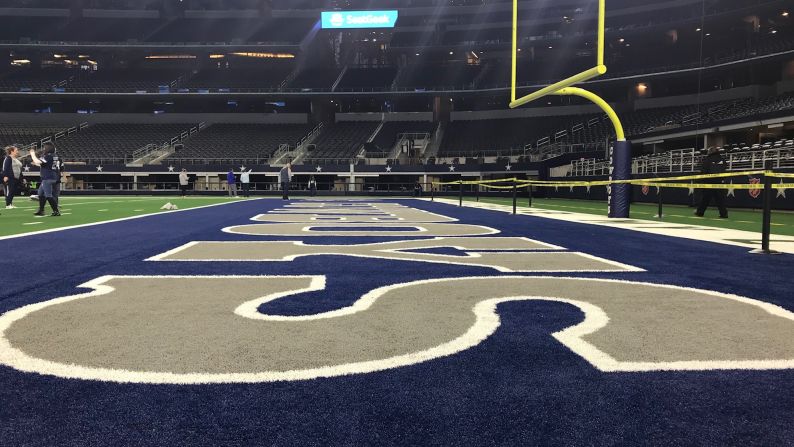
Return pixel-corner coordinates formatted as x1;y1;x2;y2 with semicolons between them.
227;168;238;198
695;147;729;218
280;163;292;200
3;145;22;209
28;142;61;216
240;168;252;198
179;169;189;197
308;175;317;197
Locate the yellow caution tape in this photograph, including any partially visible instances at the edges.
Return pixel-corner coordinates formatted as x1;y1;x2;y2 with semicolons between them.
432;170;794;189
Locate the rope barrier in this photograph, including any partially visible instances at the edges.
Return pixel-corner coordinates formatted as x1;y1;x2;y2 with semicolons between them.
429;168;791;255
432;170;794;189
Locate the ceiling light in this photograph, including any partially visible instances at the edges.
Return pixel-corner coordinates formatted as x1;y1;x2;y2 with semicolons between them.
695;28;702;32
782;11;789;17
449;51;453;55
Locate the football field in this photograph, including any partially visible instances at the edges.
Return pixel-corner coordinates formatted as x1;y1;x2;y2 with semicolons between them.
1;198;793;445
2;195;793;238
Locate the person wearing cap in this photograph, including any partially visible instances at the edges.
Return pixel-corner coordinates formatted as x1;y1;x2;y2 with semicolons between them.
695;147;728;218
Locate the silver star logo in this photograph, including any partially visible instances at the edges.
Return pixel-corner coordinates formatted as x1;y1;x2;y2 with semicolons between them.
96;165;103;172
23;165;30;172
505;164;512;171
726;181;735;197
777;180;787;199
240;166;246;172
449;166;456;172
385;166;392;172
316;166;323;172
168;166;175;172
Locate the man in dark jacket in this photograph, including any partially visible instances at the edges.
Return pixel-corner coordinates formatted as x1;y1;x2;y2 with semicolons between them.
695;147;728;218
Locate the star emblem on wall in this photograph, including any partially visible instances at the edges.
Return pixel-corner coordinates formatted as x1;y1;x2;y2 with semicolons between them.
316;166;323;172
688;186;694;196
240;166;246;171
96;165;103;172
726;181;735;197
448;165;456;172
505;164;512;171
167;166;175;172
385;166;392;172
777;180;787;199
23;165;30;172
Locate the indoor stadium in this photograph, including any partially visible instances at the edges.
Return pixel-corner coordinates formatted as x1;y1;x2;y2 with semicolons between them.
1;0;794;445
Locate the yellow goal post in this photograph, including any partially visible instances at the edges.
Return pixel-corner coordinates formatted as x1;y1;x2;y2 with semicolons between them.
509;0;625;141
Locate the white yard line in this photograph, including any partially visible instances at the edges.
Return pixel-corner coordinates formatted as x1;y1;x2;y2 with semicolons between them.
0;199;266;241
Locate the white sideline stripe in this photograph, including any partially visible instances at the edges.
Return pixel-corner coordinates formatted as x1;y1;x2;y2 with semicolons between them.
1;275;793;384
0;199;267;241
426;198;794;254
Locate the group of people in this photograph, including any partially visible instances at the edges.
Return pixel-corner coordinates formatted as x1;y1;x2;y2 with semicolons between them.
179;163;317;200
2;142;62;216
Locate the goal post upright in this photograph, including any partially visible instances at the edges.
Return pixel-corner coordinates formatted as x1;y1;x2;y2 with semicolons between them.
509;0;631;218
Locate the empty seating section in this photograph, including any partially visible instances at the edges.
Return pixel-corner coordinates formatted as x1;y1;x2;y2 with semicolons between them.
186;64;294;90
0;124;70;148
248;19;314;44
69;68;186;91
305;122;380;162
336;67;398;90
0;67;72;92
55;124;194;161
440;116;604;157
0;16;312;44
172;123;313;160
370;121;437;152
289;68;341;90
0;16;62;42
50;18;163;42
397;64;481;90
147;19;262;43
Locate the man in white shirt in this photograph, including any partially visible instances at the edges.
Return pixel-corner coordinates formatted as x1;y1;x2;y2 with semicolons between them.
279;163;292;200
179;169;189;197
240;168;252;198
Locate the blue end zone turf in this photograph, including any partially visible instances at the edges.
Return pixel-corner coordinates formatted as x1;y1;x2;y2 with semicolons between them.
1;199;792;445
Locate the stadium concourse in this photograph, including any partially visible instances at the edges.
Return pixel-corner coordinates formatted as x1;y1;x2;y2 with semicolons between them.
0;197;793;446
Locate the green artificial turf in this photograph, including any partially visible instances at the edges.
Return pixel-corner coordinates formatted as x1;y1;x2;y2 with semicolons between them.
466;197;794;236
0;196;247;237
3;195;792;238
